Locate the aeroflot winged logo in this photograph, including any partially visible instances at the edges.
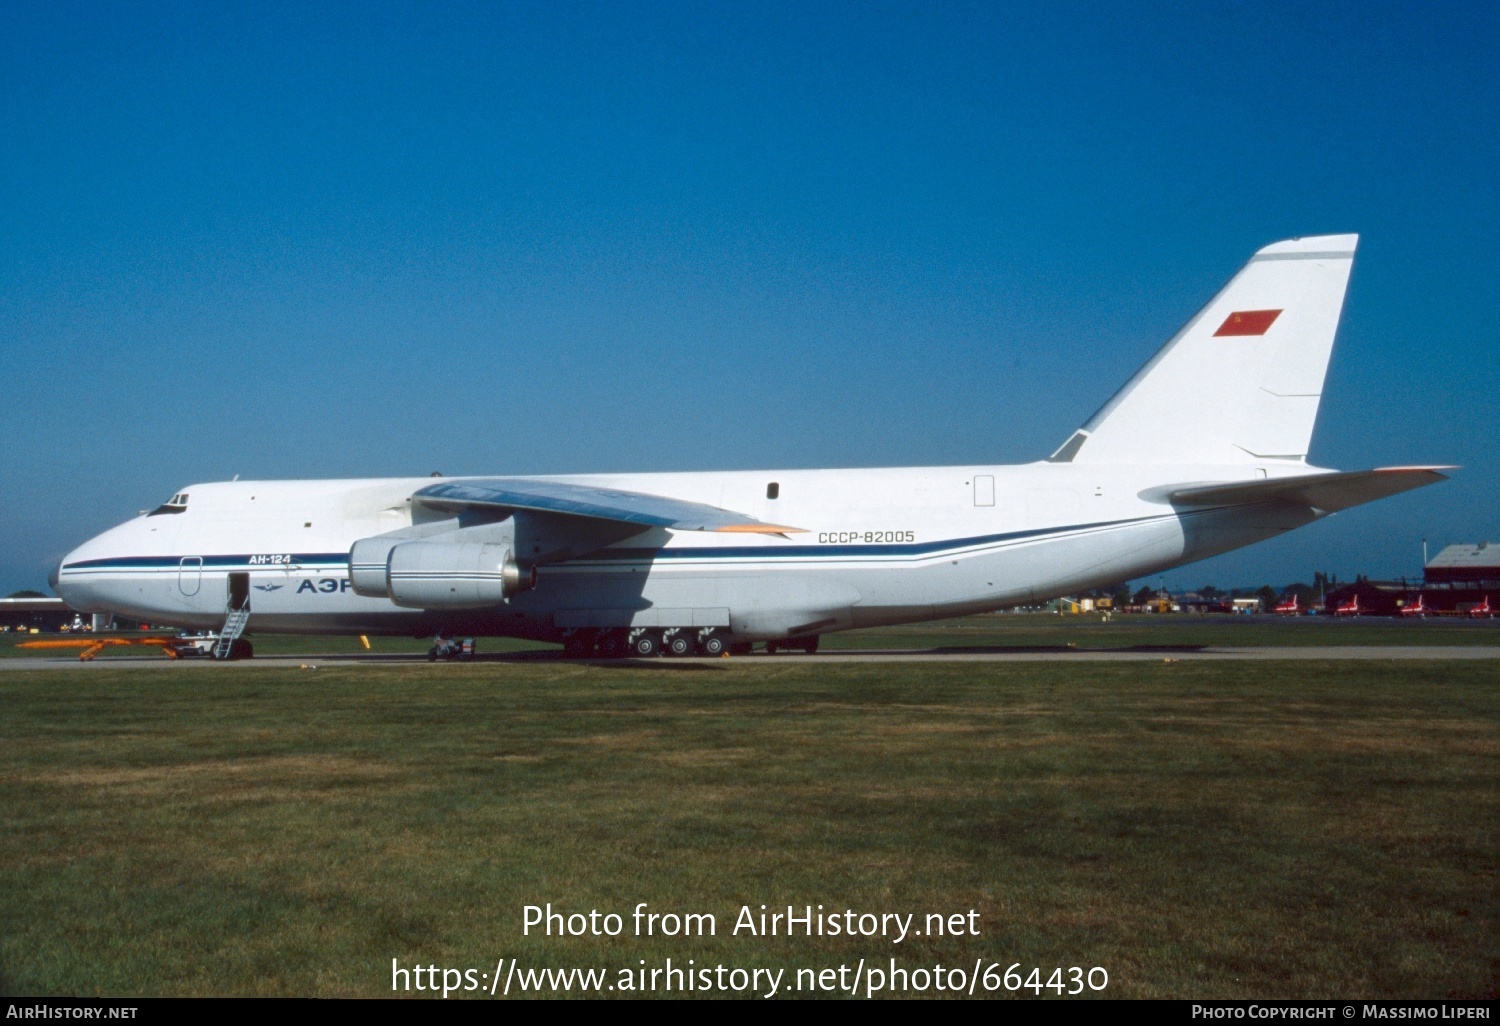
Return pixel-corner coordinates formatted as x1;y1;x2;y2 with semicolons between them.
1213;309;1282;336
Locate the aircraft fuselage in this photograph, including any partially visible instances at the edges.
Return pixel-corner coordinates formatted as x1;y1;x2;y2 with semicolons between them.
55;462;1318;641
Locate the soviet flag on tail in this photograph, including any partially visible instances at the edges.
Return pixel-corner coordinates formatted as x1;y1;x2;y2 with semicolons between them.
1213;309;1283;336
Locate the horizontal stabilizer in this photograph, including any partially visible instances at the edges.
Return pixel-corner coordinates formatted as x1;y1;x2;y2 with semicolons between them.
1148;466;1454;513
415;478;805;535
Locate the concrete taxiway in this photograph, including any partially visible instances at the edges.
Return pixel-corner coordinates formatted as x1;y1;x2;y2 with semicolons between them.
3;646;1500;670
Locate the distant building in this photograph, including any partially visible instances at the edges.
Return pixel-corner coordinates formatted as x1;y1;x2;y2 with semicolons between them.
1425;543;1500;587
1323;579;1406;616
1319;545;1500;616
0;597;135;632
1421;543;1500;612
0;597;75;631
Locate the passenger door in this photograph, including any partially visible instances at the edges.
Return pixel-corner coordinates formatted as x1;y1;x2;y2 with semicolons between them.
177;556;202;596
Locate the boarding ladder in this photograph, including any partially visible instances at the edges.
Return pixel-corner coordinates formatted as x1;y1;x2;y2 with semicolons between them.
212;605;251;660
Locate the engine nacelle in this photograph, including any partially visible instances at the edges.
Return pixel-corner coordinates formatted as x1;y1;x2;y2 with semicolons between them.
350;535;400;597
349;518;517;600
386;540;535;609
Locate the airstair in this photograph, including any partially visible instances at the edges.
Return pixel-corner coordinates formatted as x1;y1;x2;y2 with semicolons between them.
212;605;251;660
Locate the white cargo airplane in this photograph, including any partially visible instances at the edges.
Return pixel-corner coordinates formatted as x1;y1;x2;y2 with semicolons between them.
53;234;1450;658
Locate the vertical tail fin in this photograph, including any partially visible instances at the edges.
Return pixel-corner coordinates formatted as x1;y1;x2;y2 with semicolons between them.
1050;234;1357;465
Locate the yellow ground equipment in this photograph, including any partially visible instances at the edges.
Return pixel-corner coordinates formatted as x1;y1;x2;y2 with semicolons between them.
19;636;194;661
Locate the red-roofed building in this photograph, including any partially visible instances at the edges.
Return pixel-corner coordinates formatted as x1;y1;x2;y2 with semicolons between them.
1419;543;1500;614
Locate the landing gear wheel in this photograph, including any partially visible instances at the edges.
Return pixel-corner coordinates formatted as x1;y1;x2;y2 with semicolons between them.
598;630;629;659
563;633;595;659
799;636;819;654
698;632;727;657
629;631;660;658
665;632;694;657
765;641;780;655
227;639;253;660
729;642;753;656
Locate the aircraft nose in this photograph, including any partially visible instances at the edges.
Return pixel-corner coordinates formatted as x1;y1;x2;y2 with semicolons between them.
51;545;109;613
52;522;144;615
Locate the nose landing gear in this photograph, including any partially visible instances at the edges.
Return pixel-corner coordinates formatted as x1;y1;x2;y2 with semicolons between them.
224;638;254;661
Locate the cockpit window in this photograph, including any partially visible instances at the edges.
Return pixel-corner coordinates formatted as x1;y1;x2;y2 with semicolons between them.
148;493;189;516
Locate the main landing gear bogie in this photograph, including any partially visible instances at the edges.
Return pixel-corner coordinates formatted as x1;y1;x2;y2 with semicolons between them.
561;628;733;659
765;636;819;655
563;632;595;659
597;630;629;659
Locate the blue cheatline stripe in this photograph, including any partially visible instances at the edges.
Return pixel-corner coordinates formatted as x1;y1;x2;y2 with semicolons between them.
62;553;350;571
60;508;1227;573
568;510;1191;563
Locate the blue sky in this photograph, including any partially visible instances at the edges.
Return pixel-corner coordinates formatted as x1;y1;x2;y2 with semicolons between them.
2;0;1496;594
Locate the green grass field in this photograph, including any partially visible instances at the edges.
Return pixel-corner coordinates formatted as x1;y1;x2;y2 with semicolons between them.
1;656;1494;999
814;613;1500;651
4;611;1499;661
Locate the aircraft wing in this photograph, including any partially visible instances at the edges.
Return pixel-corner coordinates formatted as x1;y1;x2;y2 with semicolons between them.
1155;466;1455;513
413;478;805;535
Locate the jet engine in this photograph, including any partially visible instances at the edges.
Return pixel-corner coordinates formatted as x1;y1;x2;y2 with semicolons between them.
349;535;401;597
349;519;535;608
348;519;468;598
386;540;535;609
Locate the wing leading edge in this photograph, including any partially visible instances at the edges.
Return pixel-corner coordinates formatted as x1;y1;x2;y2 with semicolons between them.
414;478;805;535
